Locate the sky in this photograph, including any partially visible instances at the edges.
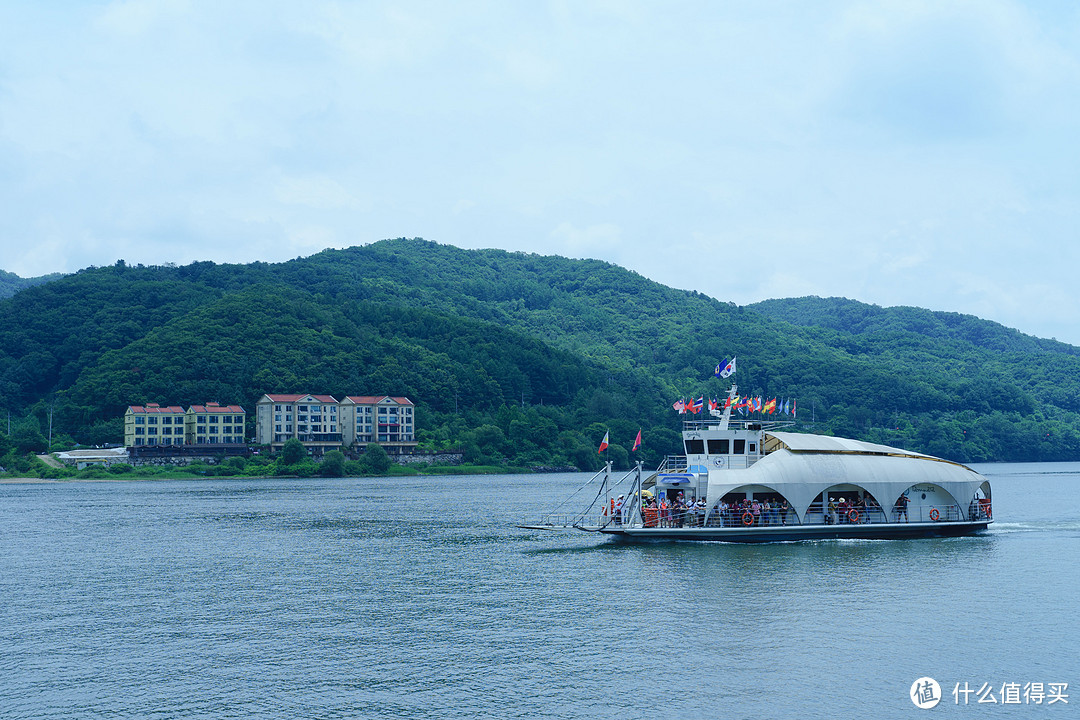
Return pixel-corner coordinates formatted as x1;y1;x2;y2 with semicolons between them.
2;1;1080;344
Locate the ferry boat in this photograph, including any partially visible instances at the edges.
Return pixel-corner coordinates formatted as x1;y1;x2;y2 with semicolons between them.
524;386;993;542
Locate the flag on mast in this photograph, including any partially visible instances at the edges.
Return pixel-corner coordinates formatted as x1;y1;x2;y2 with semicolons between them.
716;357;737;378
598;431;609;454
632;429;642;451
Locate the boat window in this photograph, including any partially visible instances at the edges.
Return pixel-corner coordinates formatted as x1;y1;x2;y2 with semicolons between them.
684;439;705;454
707;439;729;454
748;443;757;454
733;439;746;454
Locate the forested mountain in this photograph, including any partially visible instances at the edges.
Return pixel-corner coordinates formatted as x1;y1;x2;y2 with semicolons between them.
3;238;1080;466
0;269;64;299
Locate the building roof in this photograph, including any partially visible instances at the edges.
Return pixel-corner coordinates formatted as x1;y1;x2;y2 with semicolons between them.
344;395;414;406
188;404;245;413
127;404;185;414
260;393;339;403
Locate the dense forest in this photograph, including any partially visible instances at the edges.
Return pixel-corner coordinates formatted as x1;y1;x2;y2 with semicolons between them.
3;238;1080;474
0;269;65;299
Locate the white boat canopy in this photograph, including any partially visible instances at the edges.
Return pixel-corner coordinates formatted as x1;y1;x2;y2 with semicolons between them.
705;431;988;521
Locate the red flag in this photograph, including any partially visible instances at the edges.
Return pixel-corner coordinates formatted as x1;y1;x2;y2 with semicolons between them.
632;429;642;451
598;431;609;453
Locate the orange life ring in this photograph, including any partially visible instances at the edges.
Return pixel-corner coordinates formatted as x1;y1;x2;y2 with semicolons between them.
847;509;860;523
929;508;940;521
741;511;754;527
985;503;992;519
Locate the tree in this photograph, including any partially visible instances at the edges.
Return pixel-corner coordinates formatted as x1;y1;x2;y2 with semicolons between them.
10;417;47;453
358;442;391;474
320;449;346;477
281;437;307;465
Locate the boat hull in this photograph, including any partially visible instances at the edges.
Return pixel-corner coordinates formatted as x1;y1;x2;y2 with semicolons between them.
598;521;990;543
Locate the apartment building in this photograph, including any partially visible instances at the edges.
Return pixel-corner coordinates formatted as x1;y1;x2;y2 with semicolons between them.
254;394;342;455
340;396;416;454
124;404;187;447
185;403;247;445
255;393;417;455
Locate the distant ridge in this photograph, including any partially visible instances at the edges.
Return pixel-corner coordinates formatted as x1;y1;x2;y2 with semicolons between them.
0;269;65;299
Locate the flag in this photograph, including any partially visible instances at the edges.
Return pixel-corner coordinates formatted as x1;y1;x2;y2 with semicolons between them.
708;397;719;412
691;396;704;413
755;397;763;412
764;398;776;414
632;429;642;451
714;360;725;378
673;399;686;414
716;356;736;378
792;399;797;418
598;431;609;453
783;398;790;415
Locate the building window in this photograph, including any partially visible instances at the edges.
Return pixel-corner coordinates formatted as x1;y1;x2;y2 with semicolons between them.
135;427;144;435
148;417;158;424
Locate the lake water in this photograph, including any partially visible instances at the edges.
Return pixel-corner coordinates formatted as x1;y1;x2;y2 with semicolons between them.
1;463;1077;719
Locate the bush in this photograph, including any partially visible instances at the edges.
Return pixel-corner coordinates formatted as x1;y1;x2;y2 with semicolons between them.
358;443;391;474
281;438;307;465
107;463;134;474
320;450;346;477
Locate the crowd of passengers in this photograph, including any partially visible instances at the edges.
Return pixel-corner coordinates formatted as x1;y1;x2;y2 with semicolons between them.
621;493;886;528
611;492;988;528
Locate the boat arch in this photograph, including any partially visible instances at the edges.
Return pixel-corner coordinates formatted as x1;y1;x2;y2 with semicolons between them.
893;483;966;523
705;483;801;526
807;484;890;525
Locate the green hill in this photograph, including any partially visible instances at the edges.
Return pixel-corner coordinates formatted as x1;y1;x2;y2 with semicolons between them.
3;239;1080;465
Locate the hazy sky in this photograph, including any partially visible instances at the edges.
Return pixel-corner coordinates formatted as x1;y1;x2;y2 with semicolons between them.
2;1;1079;343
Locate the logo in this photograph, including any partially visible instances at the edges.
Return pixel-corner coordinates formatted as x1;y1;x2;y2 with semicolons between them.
911;677;942;709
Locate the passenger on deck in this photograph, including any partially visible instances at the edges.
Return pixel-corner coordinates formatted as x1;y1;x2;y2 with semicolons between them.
780;499;790;525
894;493;909;522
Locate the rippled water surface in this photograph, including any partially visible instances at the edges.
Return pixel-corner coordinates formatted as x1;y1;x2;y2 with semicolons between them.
1;464;1077;718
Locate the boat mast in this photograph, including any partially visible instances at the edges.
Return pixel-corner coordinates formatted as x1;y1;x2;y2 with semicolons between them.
712;384;738;430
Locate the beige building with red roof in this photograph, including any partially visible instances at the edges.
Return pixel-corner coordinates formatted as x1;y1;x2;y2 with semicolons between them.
340;396;416;454
124;403;187;447
124;402;246;448
254;393;342;455
185;403;247;446
254;393;417;455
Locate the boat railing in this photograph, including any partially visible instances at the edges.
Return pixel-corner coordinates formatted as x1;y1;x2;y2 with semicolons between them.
612;501;982;530
657;455;688;473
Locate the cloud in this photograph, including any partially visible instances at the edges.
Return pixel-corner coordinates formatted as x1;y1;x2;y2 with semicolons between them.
1;1;1080;344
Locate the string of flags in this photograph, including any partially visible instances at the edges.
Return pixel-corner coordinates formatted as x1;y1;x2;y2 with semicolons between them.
674;395;797;417
677;355;798;417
